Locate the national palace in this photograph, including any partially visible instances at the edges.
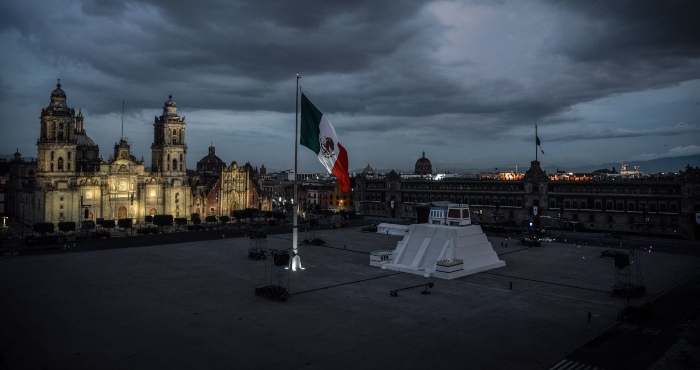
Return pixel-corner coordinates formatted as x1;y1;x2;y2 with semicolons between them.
355;153;700;240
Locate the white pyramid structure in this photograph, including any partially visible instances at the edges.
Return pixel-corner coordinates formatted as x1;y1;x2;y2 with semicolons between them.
372;204;505;280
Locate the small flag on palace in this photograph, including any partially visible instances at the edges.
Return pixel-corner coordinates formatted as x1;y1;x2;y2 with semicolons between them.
536;136;545;155
300;93;351;193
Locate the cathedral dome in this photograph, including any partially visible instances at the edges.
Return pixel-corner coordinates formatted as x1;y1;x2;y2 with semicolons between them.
75;133;96;146
363;163;375;174
415;151;432;175
197;146;225;173
198;153;224;165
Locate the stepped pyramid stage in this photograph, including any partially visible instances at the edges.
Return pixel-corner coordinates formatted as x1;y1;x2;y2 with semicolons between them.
372;204;505;280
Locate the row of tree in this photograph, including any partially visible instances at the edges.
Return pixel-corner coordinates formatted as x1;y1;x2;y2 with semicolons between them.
29;208;289;235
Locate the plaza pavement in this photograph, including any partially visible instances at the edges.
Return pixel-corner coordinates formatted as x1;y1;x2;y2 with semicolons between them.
1;226;699;370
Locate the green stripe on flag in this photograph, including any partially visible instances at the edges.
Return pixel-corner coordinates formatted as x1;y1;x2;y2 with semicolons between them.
300;93;322;154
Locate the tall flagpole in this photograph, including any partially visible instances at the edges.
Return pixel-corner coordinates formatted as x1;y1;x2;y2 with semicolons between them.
121;101;125;140
535;124;538;162
290;74;303;270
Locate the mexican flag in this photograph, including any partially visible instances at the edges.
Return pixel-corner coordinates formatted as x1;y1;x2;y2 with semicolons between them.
300;93;351;193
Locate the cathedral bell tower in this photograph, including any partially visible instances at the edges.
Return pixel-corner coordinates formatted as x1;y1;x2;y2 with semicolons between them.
151;95;187;175
37;80;78;175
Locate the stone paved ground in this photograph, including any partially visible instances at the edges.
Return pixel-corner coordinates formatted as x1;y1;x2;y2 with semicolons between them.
1;226;698;370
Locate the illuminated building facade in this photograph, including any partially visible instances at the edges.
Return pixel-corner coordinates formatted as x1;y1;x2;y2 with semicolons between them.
356;160;700;240
12;82;193;225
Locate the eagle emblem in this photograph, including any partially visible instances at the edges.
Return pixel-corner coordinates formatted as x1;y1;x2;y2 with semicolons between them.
320;137;336;158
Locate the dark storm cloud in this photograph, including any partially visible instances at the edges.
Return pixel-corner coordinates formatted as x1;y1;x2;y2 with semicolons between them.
546;123;700;142
73;0;442;112
548;0;700;62
1;0;442;113
532;0;700;120
1;0;698;169
4;0;697;120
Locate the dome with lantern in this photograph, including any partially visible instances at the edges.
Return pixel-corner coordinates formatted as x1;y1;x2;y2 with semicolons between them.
414;152;432;175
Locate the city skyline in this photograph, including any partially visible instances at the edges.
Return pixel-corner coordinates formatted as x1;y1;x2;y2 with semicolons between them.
1;1;699;173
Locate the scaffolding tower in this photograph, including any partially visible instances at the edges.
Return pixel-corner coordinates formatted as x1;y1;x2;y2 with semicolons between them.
611;249;646;299
248;215;267;260
303;218;325;246
254;249;290;301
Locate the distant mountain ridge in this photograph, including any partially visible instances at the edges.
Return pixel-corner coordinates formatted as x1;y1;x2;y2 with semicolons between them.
542;154;700;174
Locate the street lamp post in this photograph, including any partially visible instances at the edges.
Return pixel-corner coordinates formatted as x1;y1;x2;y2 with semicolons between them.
1;216;8;248
20;198;25;245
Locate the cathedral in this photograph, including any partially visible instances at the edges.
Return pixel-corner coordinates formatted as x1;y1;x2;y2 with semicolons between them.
11;81;268;226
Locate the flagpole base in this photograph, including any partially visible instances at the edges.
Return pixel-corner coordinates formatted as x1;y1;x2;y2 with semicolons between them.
289;255;304;271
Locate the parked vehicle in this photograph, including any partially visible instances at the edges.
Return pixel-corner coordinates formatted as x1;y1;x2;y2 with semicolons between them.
520;235;541;247
362;223;378;232
621;303;654;323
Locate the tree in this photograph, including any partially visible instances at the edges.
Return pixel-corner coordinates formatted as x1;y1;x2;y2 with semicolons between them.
117;218;133;230
174;217;187;231
33;222;55;235
205;215;217;226
57;221;76;235
152;214;174;231
219;216;230;225
102;219;116;231
232;210;245;222
81;220;95;231
232;209;256;223
242;208;257;219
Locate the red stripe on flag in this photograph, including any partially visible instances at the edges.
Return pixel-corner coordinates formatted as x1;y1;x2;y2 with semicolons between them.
331;143;351;193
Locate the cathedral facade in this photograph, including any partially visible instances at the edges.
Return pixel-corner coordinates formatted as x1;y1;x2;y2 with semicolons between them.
24;82;193;225
190;146;271;217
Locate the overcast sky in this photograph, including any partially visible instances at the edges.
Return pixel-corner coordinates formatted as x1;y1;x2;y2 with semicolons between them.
1;0;699;173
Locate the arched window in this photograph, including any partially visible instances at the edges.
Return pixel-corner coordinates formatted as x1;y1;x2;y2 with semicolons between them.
51;151;55;160
58;157;64;170
173;159;177;171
